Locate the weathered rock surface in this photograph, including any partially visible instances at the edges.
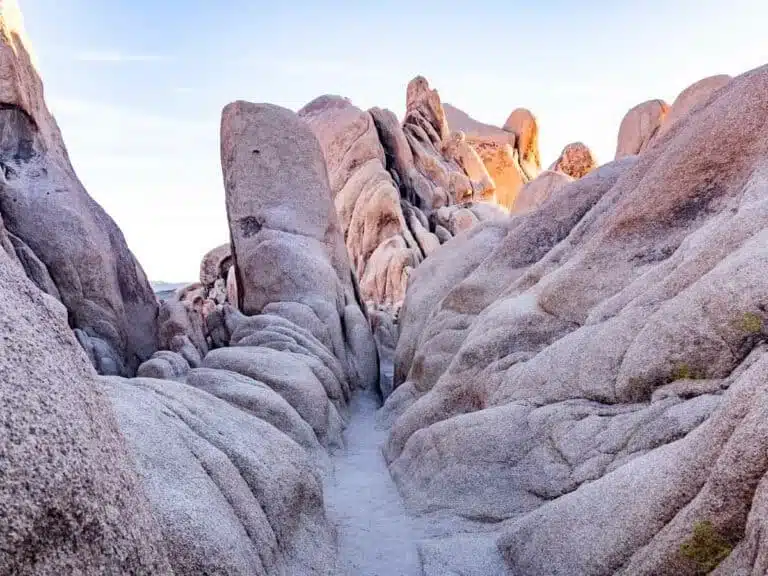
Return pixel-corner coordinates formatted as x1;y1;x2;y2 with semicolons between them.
104;375;337;575
384;65;768;574
0;222;171;575
512;169;573;214
0;6;158;376
550;141;597;179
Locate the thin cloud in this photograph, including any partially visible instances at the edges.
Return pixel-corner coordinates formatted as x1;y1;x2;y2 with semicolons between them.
254;57;392;81
73;50;170;63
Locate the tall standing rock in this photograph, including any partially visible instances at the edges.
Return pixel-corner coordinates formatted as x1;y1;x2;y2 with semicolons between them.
503;107;541;181
0;233;171;575
221;101;377;391
402;76;474;209
0;1;158;375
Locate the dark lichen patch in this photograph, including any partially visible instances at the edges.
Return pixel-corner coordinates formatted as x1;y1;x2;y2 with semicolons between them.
239;216;263;238
679;520;733;574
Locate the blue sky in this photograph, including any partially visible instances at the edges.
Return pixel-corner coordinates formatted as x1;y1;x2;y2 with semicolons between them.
19;0;768;281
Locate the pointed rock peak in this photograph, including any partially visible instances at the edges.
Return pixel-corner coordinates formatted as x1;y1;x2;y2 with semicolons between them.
405;75;449;142
0;0;62;154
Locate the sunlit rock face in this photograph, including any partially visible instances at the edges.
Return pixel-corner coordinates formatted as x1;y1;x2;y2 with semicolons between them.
300;78;521;315
0;0;158;376
616;74;732;161
615;99;670;159
384;64;768;575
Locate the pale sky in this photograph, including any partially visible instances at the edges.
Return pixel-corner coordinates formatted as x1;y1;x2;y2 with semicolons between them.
19;0;768;282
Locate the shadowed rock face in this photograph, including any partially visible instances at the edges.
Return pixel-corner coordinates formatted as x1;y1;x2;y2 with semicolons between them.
0;2;158;376
0;222;171;575
384;64;768;574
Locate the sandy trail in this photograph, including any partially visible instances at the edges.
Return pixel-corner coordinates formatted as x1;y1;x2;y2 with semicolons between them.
324;388;423;576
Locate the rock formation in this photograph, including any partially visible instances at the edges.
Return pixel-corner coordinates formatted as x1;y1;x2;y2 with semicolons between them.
384;63;768;575
0;1;158;376
616;74;732;160
10;2;768;574
299;77;511;314
299;95;423;310
503;107;541;181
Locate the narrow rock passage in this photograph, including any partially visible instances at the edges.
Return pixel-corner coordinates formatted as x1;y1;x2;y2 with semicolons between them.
324;388;423;576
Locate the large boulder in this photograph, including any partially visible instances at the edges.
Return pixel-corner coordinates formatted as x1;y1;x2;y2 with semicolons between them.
199;243;231;287
615;99;669;159
0;229;171;575
0;2;158;376
512;169;573;214
383;63;768;574
466;136;527;211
